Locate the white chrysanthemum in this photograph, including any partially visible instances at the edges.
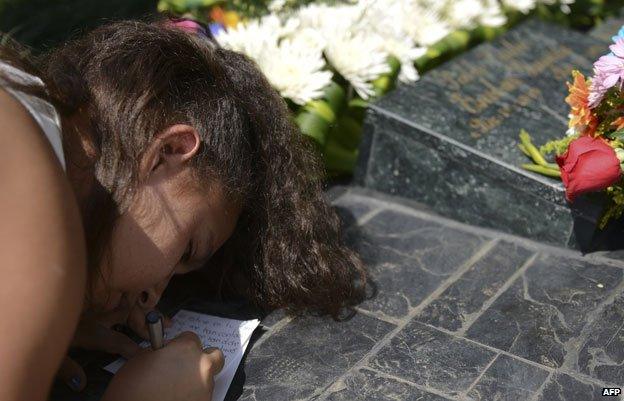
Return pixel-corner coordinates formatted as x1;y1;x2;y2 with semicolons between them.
295;3;329;30
324;30;391;99
479;0;508;27
215;15;300;56
268;0;286;12
501;0;537;13
357;0;424;83
445;0;487;30
416;0;446;15
385;38;425;82
406;6;451;46
559;0;575;14
289;27;327;54
566;126;579;137
296;2;364;32
256;39;332;105
538;0;575;13
294;2;393;98
216;16;331;105
214;16;279;60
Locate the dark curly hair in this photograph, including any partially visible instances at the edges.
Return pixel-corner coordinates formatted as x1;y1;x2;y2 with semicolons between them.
1;19;367;319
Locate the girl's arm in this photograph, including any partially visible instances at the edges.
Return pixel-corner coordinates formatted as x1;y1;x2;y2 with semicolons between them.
0;87;86;401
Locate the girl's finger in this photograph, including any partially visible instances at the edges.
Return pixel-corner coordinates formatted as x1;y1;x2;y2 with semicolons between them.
170;331;203;349
57;356;87;392
102;330;142;359
74;321;141;358
200;347;225;377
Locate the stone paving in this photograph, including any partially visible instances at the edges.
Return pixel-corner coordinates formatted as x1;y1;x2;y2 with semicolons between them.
51;186;624;401
233;186;624;401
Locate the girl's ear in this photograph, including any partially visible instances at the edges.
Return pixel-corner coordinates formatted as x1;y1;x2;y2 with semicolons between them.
141;124;201;180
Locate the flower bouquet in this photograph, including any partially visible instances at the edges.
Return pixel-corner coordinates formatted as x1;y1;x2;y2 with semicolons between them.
520;27;624;231
160;0;585;177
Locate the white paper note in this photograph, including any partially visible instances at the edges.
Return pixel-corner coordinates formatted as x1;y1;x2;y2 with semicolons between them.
104;310;260;401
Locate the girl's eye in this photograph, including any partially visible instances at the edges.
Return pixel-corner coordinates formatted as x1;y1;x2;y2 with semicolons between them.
181;241;193;263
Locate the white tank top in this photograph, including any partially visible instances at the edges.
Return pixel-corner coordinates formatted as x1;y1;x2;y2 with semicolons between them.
0;61;66;172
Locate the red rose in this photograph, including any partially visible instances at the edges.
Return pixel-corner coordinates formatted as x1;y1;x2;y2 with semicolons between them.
556;136;622;202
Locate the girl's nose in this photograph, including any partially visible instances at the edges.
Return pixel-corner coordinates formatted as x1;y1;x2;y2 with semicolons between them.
138;288;160;309
138;276;172;309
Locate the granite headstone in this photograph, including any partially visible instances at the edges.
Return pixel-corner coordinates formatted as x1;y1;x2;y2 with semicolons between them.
589;13;624;43
355;19;623;251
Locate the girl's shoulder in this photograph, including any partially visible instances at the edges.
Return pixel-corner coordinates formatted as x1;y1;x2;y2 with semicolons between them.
0;81;85;271
0;61;66;172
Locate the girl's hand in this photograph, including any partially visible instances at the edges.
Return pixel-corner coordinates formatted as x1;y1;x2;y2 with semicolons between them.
56;310;142;392
102;332;225;401
57;301;172;391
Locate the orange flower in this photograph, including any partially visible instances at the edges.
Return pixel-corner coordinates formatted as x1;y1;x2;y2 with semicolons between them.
566;70;598;136
223;11;239;28
210;6;225;24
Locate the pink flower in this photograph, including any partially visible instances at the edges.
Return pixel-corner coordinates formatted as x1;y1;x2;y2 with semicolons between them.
589;38;624;108
168;18;203;34
164;17;212;40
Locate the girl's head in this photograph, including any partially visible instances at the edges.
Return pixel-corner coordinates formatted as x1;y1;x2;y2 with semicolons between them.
7;19;367;320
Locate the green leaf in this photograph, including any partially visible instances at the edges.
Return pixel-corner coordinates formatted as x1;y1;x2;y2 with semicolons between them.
329;115;362;151
371;55;403;98
296;111;329;146
473;25;505;41
606;129;624;141
414;54;432;72
304;100;336;124
443;30;471;52
348;98;369;109
425;46;443;60
322;82;346;115
386;55;401;78
324;137;358;174
372;75;393;97
158;0;221;13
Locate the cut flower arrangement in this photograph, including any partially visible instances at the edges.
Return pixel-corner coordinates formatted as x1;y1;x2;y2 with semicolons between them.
520;26;624;228
159;0;599;176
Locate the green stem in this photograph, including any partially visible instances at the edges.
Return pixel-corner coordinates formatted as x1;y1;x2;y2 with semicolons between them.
519;129;549;166
522;163;561;178
546;162;559;169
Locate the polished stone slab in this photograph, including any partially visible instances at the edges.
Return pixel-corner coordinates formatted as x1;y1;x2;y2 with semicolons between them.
331;191;381;227
362;116;579;245
577;292;624;385
465;253;623;368
258;308;287;328
324;368;452;401
538;373;609;401
417;240;534;332
344;209;488;319
466;354;550;401
370;321;496;398
355;19;616;250
590;15;624;44
236;313;395;401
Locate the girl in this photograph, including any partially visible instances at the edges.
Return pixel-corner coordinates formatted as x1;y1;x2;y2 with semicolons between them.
0;18;366;401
